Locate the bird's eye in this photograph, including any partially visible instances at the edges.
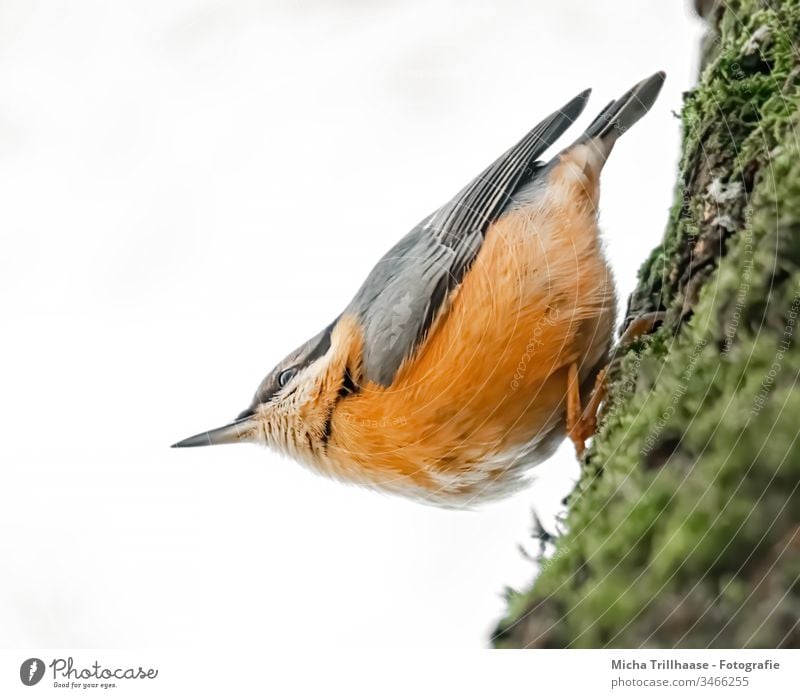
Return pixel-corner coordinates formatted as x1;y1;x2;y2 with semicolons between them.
278;368;297;388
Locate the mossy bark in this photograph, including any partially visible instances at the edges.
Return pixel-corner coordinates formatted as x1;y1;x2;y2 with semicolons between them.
493;0;800;648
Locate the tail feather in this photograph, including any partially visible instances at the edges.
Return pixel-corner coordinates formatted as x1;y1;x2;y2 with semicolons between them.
581;71;665;154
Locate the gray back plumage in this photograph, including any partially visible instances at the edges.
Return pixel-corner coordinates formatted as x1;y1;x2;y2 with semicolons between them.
346;89;591;387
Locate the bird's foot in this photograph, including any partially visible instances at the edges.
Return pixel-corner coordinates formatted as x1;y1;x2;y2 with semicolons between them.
567;364;608;458
618;311;666;347
566;311;666;458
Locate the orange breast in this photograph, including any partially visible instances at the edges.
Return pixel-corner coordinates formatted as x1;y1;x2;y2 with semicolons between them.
327;156;616;502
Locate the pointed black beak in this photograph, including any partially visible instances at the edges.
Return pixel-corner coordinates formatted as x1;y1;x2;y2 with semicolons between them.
171;413;256;448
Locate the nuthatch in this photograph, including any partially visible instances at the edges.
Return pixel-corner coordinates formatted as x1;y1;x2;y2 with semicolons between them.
174;72;666;506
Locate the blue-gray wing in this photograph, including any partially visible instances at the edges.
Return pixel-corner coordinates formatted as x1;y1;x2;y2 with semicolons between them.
347;89;591;387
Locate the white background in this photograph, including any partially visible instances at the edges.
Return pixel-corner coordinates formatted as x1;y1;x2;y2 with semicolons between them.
0;0;703;649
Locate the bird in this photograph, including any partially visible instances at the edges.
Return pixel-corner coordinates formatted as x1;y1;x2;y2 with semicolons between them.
173;72;666;507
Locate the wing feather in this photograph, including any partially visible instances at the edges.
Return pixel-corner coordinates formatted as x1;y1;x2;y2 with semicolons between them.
349;89;591;387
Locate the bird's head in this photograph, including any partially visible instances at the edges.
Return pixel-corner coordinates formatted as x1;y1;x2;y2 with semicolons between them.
172;315;362;461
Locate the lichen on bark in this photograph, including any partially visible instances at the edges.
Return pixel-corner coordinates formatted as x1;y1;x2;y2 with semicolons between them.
493;0;800;648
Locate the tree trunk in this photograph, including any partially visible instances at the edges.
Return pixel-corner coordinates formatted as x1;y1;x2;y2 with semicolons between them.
493;0;800;649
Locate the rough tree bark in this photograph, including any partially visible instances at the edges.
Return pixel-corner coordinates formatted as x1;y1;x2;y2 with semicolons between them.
493;0;800;648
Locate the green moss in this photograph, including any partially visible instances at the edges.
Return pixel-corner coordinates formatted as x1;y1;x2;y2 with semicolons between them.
494;0;800;649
